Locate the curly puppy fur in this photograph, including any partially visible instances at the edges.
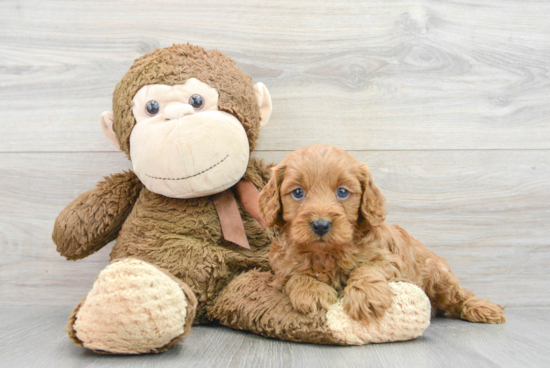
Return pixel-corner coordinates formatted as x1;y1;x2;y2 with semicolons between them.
259;145;505;324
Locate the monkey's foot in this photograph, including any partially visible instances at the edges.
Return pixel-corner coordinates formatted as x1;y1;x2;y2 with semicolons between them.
210;271;431;345
326;282;431;344
67;258;197;354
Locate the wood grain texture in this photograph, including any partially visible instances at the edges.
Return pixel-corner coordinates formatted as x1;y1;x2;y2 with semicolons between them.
0;0;549;151
0;0;549;342
0;150;548;307
1;307;549;367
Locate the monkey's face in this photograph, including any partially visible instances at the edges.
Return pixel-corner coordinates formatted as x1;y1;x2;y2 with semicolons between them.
129;78;250;198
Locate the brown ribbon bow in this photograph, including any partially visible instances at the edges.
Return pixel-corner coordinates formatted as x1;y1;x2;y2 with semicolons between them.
212;179;266;249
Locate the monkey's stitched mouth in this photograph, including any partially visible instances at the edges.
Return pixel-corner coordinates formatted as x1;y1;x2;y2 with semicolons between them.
145;154;229;181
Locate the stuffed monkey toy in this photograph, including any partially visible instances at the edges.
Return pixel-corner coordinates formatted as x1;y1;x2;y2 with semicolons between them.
52;44;431;354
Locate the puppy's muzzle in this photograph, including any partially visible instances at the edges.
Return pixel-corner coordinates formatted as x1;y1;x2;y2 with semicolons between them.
310;220;332;236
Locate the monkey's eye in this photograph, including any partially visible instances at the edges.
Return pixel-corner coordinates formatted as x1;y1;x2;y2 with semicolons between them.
189;94;204;110
291;188;305;200
145;100;160;116
336;187;349;199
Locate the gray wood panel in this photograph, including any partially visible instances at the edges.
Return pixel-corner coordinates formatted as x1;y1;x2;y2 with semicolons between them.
0;307;549;368
0;0;549;151
0;150;548;307
1;5;549;365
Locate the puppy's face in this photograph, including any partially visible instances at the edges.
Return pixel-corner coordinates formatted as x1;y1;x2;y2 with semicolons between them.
259;145;387;248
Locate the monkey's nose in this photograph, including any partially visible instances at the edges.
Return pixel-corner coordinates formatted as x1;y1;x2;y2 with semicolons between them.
164;104;195;120
311;220;332;236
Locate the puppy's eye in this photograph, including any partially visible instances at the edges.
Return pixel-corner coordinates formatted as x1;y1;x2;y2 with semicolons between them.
336;187;349;199
291;188;305;200
189;94;204;110
145;100;160;116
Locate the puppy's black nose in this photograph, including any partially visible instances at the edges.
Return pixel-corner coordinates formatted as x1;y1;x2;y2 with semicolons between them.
311;220;332;236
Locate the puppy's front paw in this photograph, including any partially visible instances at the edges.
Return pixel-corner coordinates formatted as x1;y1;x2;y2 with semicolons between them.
343;281;393;323
287;282;338;315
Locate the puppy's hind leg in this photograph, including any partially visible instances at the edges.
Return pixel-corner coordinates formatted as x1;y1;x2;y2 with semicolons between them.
423;255;505;324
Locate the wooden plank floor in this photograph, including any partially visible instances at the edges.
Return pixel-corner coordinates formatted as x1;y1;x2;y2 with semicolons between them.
1;307;549;368
1;0;549;365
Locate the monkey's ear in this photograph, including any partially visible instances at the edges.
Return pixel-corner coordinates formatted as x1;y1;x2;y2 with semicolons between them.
358;164;387;231
253;82;272;128
100;111;121;150
258;164;286;228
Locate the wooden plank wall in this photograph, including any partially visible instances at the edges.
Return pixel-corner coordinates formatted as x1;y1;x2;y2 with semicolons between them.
0;0;549;307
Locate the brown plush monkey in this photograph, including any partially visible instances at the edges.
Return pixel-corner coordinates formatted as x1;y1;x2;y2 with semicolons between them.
53;44;431;354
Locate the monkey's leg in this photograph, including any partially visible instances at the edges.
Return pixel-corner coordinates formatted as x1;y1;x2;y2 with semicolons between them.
424;256;505;324
208;270;431;345
66;258;197;354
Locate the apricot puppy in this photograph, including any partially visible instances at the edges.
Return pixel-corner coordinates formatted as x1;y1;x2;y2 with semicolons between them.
259;145;505;324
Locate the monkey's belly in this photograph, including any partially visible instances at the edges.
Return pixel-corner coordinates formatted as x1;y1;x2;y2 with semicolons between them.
109;191;271;322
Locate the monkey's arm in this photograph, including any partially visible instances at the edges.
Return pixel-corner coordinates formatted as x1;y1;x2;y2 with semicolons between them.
53;171;143;260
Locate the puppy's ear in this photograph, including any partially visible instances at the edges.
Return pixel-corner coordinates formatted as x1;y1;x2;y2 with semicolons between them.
358;164;387;231
259;164;286;228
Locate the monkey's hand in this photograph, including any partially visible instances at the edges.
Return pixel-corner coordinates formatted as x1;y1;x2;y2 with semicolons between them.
53;171;142;260
284;274;338;315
